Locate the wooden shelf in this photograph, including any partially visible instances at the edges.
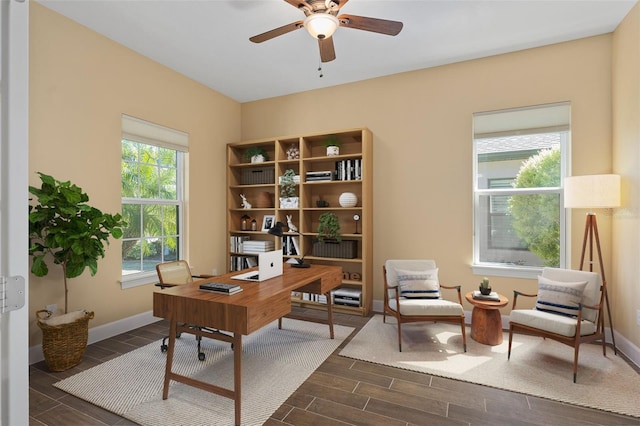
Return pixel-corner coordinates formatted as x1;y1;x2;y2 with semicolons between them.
226;128;373;316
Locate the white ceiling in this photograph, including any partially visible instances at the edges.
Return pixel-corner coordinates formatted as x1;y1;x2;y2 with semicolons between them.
39;0;637;103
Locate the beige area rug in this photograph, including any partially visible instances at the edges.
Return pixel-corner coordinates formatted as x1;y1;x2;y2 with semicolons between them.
339;315;640;418
54;319;353;426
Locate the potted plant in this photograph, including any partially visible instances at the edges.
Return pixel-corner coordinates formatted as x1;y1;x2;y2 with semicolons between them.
279;168;299;208
244;146;268;163
29;172;126;371
323;135;342;156
479;277;492;295
317;212;341;242
313;212;357;259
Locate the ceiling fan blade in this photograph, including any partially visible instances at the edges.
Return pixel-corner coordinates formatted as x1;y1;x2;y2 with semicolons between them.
249;21;303;43
338;14;403;36
319;37;336;63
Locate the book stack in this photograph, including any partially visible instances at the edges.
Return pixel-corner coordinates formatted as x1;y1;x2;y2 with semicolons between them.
472;290;500;301
305;171;333;182
242;240;274;254
230;236;250;253
334;158;362;181
199;282;243;294
333;287;361;307
282;236;300;256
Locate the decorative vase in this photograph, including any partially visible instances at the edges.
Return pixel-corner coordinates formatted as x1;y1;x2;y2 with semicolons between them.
339;192;358;208
479;285;492;295
251;154;265;163
280;197;299;209
286;144;299;160
326;146;340;156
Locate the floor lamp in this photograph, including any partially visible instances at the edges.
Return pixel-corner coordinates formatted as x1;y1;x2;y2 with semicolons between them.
564;174;620;354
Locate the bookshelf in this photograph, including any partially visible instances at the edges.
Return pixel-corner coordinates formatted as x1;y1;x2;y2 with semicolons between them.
226;128;373;316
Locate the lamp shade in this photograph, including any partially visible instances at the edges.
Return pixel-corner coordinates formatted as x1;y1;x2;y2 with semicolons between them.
268;221;285;237
564;174;620;209
304;14;339;39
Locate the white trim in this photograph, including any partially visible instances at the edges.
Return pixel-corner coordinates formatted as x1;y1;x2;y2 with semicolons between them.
29;310;161;365
120;271;158;289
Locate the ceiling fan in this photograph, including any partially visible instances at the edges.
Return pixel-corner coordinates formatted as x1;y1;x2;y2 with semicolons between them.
249;0;403;63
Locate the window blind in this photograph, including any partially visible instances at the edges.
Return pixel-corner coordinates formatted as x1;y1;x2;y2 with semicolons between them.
121;114;189;152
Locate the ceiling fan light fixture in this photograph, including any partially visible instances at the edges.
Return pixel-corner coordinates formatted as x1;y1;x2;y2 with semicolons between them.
304;13;339;39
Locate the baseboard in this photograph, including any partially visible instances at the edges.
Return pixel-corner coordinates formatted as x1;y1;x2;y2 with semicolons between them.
29;310;161;365
372;299;640;369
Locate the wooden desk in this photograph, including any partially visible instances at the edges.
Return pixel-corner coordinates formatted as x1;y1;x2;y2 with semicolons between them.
153;263;342;426
465;291;509;345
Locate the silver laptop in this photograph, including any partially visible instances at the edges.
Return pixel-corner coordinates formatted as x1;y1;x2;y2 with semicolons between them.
231;249;283;282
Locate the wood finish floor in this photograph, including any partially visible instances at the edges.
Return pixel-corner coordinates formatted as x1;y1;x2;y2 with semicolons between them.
30;308;640;426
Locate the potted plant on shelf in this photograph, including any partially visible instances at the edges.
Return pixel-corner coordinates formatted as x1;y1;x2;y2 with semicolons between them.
313;212;357;259
323;135;342;156
244;146;268;163
279;168;299;208
29;172;126;371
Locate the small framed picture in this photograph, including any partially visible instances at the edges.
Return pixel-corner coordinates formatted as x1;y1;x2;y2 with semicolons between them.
261;215;275;232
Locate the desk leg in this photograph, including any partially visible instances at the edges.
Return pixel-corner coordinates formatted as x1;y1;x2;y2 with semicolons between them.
233;332;242;426
325;291;334;339
162;318;177;399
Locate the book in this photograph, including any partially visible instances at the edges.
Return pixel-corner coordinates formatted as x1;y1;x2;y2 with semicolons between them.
199;282;242;294
472;290;500;301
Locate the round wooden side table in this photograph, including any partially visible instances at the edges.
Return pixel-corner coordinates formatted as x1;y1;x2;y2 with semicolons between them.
464;291;509;345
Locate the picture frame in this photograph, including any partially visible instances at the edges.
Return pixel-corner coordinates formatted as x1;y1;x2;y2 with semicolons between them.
261;215;275;232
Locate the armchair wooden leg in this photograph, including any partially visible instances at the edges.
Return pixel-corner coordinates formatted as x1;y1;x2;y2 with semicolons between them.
507;325;514;360
573;346;580;383
397;320;403;352
460;322;467;352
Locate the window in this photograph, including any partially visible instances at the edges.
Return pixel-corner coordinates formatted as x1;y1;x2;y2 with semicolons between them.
473;103;569;278
120;115;188;288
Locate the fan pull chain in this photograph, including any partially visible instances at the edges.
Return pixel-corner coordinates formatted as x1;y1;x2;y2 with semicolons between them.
317;60;323;78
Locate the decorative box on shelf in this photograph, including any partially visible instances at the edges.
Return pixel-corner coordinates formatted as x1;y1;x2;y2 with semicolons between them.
241;167;274;185
313;240;357;259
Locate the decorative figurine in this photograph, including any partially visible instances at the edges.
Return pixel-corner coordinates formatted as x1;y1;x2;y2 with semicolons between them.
240;194;252;209
286;215;298;233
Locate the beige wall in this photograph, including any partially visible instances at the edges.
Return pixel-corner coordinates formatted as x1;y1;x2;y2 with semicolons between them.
28;3;240;346
241;36;626;336
612;3;640;348
30;2;640;351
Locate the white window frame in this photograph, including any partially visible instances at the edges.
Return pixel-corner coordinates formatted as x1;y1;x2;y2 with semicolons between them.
120;115;188;289
472;103;570;279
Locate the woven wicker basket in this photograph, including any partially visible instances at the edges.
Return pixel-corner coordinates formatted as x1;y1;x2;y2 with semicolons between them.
36;309;94;372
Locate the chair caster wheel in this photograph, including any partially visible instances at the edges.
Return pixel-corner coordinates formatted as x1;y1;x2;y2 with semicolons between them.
161;344;168;353
198;352;205;361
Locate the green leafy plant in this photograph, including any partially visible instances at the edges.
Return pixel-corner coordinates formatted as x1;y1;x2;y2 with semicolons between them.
317;212;341;242
509;148;561;267
29;172;127;313
480;277;490;290
323;135;342;148
280;169;297;198
244;146;268;162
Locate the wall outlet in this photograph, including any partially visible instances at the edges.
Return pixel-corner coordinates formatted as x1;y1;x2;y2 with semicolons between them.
211;268;218;276
45;303;57;313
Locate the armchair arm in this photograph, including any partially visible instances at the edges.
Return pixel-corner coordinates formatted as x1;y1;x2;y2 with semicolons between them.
512;290;537;310
441;284;463;304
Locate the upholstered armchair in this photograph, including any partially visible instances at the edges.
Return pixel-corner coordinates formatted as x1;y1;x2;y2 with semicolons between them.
383;259;467;352
508;267;606;382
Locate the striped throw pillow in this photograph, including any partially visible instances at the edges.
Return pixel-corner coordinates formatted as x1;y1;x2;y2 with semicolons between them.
535;276;587;317
396;268;440;299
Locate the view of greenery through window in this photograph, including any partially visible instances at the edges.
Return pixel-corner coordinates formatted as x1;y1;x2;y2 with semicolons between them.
475;133;563;268
121;139;181;275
